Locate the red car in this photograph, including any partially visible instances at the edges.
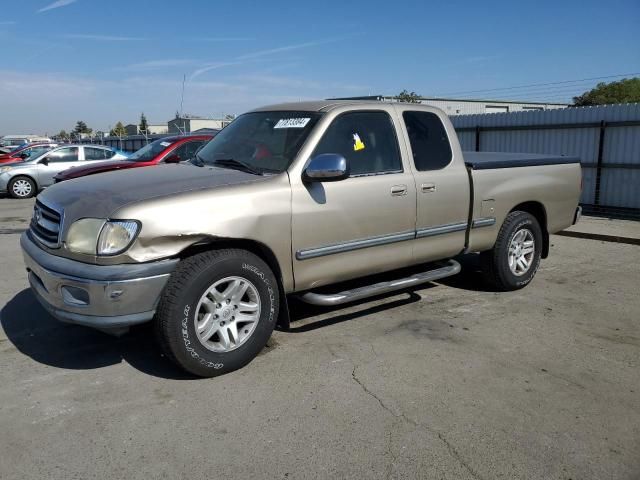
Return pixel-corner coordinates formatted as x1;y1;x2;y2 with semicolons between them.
53;135;213;182
0;143;57;164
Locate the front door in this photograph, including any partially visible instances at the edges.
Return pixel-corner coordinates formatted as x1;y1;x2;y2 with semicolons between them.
398;109;470;263
36;146;80;187
291;110;416;290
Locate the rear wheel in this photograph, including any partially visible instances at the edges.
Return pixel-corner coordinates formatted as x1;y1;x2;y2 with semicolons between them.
481;211;542;291
155;249;279;377
8;176;36;199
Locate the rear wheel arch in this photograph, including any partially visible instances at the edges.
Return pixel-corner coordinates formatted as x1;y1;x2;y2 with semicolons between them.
509;201;549;259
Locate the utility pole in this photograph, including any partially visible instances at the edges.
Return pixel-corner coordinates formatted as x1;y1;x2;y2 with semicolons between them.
180;73;186;117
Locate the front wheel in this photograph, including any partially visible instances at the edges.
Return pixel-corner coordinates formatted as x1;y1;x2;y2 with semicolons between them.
8;176;36;199
481;211;542;291
155;249;279;377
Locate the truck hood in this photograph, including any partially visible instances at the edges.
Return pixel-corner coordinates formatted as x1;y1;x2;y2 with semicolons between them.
38;163;268;221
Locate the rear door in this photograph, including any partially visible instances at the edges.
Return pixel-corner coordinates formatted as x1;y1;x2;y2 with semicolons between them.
84;146;116;161
36;147;80;187
397;109;470;263
290;109;416;290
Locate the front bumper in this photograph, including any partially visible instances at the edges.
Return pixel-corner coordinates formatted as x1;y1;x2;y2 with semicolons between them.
21;232;178;330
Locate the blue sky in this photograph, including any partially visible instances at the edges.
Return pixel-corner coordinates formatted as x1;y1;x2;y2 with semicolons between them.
0;0;638;134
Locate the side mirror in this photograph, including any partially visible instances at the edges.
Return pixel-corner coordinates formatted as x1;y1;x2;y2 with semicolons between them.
302;153;349;183
39;158;49;166
19;153;29;159
165;153;181;163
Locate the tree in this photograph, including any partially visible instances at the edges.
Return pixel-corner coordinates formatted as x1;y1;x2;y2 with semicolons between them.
73;120;92;135
139;112;149;133
573;77;640;106
56;130;68;140
110;122;127;137
397;89;421;103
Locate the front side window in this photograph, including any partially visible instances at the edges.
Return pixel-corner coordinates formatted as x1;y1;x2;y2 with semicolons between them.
195;111;321;173
403;111;452;171
167;140;206;162
312;111;402;176
46;147;78;163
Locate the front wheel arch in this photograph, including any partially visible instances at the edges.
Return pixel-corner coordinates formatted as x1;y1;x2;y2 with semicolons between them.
178;238;290;330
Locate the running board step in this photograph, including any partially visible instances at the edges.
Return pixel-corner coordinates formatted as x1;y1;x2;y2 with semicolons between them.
297;259;461;306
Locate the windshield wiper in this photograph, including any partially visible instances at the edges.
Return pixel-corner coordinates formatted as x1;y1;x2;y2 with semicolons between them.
212;158;263;175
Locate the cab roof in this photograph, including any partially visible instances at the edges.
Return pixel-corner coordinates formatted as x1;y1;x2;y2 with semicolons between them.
249;100;395;113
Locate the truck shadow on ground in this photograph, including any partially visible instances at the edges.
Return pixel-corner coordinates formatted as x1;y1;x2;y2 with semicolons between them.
1;258;492;378
1;289;194;380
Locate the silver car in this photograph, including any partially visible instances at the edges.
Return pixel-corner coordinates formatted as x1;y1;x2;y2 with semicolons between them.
0;145;128;198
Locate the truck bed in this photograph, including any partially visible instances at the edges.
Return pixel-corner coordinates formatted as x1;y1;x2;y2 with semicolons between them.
464;152;581;170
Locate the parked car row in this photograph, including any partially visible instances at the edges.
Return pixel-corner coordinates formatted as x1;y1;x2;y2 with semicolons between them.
0;143;59;164
54;135;212;183
0;145;128;198
0;134;214;198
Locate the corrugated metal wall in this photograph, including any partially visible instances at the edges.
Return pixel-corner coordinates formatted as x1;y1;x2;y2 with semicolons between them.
450;103;640;216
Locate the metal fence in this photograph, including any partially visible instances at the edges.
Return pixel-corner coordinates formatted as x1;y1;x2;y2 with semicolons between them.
451;103;640;219
76;133;170;153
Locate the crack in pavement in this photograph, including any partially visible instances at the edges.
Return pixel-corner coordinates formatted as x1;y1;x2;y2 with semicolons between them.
351;365;485;480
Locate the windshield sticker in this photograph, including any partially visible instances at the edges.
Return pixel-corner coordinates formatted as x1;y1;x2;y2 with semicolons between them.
353;133;365;151
160;141;171;147
274;118;311;129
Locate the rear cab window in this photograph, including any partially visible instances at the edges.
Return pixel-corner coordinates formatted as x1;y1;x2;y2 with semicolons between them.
402;111;452;171
313;111;402;176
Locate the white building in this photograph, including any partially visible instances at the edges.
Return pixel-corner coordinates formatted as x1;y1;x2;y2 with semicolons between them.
167;115;230;134
125;123;168;136
333;95;568;115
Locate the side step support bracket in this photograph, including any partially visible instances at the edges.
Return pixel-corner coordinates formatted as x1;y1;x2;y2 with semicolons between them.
296;259;461;307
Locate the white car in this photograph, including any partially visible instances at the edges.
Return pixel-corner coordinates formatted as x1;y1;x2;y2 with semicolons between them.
0;145;128;198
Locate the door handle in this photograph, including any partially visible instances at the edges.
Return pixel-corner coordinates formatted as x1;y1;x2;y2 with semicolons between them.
391;185;408;196
421;183;436;193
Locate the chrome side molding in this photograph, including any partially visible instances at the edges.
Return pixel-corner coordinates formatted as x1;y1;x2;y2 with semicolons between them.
295;230;415;260
471;217;496;228
416;222;467;238
296;218;497;261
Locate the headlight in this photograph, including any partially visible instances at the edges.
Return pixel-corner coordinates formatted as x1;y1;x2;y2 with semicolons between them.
66;219;140;255
0;166;13;173
66;218;105;254
97;220;140;255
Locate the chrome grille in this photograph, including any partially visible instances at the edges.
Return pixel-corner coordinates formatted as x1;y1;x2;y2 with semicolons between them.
30;200;62;248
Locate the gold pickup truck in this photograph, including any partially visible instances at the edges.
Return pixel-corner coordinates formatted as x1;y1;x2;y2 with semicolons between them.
21;101;582;377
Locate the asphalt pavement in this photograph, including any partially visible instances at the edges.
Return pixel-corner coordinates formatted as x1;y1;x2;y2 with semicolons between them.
0;198;639;479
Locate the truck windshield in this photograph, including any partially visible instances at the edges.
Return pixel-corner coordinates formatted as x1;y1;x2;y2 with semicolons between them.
194;111;321;173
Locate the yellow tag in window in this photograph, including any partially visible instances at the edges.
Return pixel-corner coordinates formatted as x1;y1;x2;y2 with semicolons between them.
353;133;365;151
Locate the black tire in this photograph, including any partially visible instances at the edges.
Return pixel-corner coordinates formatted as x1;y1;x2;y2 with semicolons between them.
480;211;543;291
8;176;36;199
155;249;279;377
